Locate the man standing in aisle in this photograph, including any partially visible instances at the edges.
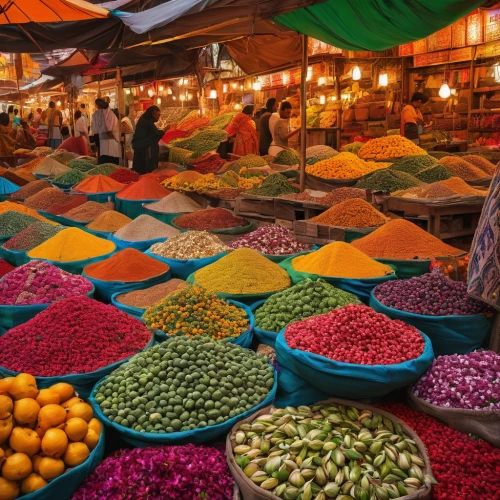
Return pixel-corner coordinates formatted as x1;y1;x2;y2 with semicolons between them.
91;98;121;165
259;98;278;156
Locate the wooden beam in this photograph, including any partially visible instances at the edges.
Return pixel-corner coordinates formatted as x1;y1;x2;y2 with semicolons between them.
300;34;308;192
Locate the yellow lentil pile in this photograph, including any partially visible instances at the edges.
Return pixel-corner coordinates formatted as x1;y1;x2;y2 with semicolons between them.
193;248;291;295
439;156;488;181
309;198;389;228
27;227;115;262
292;242;394;278
305;152;380;180
462;155;496;176
358;136;427;160
161;171;204;191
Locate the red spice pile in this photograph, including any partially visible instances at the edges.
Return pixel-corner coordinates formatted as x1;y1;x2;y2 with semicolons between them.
46;195;88;215
190;153;226;174
84;248;169;282
0;296;151;376
0;259;14;278
116;176;170;200
377;403;500;500
284;304;424;364
108;168;140;185
173;208;247;230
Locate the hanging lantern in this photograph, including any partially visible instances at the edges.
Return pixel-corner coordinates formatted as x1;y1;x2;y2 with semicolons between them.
209;89;217;99
319;95;326;105
283;72;289;85
318;76;326;86
439;82;451;99
157;97;161;105
187;93;193;100
306;66;313;81
240;84;244;91
167;87;173;95
378;73;388;87
180;94;186;102
125;89;131;95
140;85;144;91
352;66;361;81
253;79;261;91
232;82;238;89
147;88;154;98
159;85;164;92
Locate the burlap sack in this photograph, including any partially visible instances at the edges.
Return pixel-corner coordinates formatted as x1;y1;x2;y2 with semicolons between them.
408;387;500;448
226;398;436;500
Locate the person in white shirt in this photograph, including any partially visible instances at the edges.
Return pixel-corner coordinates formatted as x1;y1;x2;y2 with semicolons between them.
268;101;299;155
91;98;121;164
74;110;89;144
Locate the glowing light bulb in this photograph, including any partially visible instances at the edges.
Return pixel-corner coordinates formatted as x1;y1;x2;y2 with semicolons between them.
234;103;242;110
439;82;451;99
180;94;186;102
450;88;457;95
167;88;172;95
157;97;161;105
223;83;228;93
147;89;154;98
283;72;289;85
209;89;217;99
187;93;193;100
56;100;61;107
240;85;244;91
318;77;326;86
306;66;313;81
253;80;261;91
173;96;177;101
352;66;361;81
232;82;238;89
159;85;164;92
140;85;144;91
378;73;388;87
125;89;131;95
319;95;326;105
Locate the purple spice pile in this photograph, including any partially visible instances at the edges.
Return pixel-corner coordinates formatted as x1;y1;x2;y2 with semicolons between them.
374;272;490;316
0;260;93;305
3;221;63;251
230;224;312;256
71;445;234;500
413;351;500;410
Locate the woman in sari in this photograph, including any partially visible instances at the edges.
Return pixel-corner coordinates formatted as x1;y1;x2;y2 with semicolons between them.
227;105;258;157
0;112;17;156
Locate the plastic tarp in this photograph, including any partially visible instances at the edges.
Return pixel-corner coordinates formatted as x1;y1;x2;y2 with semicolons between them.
275;0;484;51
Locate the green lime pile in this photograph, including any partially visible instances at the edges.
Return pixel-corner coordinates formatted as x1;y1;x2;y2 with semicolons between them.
53;169;87;186
254;278;361;332
94;336;274;434
390;155;437;175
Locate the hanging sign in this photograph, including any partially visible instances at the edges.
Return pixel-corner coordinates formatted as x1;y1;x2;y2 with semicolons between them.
475;41;500;59
413;47;473;67
427;26;452;52
485;8;500;42
413;39;427;54
467;10;484;45
452;18;467;48
399;43;414;56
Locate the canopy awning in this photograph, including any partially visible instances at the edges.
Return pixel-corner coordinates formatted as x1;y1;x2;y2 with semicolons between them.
0;0;110;24
275;0;485;51
42;50;92;77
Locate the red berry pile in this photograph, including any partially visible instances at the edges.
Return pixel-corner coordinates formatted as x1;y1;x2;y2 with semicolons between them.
0;296;151;376
377;403;500;500
284;304;424;365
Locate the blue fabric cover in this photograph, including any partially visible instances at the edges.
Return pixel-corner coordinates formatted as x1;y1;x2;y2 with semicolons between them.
142;207;183;225
280;255;396;304
110;293;145;319
0;287;95;335
111;234;166;252
0;247;29;266
21;428;105;500
275;328;434;399
82;269;171;303
144;249;227;279
369;292;492;356
89;366;277;447
250;300;278;348
85;191;120;203
0;332;155;398
374;258;432;279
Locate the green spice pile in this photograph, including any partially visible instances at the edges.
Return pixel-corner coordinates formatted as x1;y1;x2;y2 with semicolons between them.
94;336;274;433
231;403;429;499
255;278;361;332
87;163;120;176
247;173;298;197
114;279;188;308
273;149;300;166
68;159;96;172
0;211;39;237
149;231;229;259
225;154;268;173
53;168;88;186
414;164;452;183
356;169;423;192
390;155;438;175
3;221;63;251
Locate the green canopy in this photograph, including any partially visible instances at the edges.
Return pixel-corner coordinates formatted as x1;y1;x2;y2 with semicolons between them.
275;0;484;51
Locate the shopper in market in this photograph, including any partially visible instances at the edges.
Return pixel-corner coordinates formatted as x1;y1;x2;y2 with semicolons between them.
92;97;121;165
0;112;17;156
75;109;90;145
7;105;14;123
268;101;300;155
400;92;430;144
12;109;21;131
226;104;258;156
131;105;164;174
15;120;36;150
259;97;278;156
45;101;63;150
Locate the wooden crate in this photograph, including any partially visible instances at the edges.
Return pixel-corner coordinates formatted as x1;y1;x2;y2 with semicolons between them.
293;220;345;244
274;198;326;222
235;195;275;218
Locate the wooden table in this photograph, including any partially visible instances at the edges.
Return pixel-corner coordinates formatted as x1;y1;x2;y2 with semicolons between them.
384;197;484;240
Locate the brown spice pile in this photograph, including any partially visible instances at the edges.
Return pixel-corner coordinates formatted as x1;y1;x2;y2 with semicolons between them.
439;157;488;181
115;279;187;308
86;211;132;232
281;187;367;206
24;188;71;210
308;198;388;228
63;201;113;222
462;155;496;176
13;180;51;199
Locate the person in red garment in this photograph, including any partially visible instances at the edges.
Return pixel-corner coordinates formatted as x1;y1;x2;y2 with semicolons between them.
226;105;258;156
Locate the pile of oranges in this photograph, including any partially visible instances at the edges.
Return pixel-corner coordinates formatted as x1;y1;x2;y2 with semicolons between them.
358;136;427;160
0;374;102;499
